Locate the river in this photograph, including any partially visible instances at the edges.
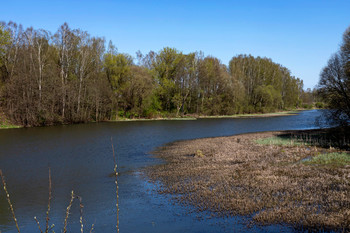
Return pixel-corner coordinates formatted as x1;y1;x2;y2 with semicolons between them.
0;110;327;233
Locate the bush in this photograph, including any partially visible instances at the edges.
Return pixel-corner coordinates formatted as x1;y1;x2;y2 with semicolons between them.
302;104;312;109
315;102;324;109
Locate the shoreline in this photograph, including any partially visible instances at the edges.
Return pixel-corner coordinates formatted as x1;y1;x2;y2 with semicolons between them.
144;129;350;231
110;110;304;122
0;109;315;129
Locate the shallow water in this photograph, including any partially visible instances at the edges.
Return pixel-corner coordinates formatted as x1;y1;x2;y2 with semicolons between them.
0;110;328;232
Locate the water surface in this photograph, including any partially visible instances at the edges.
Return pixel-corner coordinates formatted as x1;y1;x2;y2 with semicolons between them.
0;110;327;232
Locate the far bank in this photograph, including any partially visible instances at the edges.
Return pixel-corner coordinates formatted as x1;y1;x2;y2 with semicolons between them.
0;109;309;129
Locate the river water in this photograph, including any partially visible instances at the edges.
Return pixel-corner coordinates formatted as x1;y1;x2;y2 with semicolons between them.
0;110;327;233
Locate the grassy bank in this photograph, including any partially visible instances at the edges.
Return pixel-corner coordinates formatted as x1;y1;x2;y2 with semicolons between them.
145;129;350;231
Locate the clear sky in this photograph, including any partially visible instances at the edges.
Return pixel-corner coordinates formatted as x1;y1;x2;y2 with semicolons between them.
2;0;350;89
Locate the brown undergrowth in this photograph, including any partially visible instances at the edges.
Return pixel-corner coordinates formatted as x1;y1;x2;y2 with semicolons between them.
144;131;350;231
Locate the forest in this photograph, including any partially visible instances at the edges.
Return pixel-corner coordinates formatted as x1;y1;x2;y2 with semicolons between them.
0;22;309;126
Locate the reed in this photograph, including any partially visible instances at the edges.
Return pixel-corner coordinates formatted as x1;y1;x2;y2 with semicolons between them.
278;127;350;150
0;169;21;233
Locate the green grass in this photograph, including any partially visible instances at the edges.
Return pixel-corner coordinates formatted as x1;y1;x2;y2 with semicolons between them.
255;136;307;146
0;122;21;129
303;152;350;166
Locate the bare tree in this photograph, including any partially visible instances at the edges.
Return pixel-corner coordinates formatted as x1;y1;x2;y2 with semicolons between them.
318;26;350;126
54;23;78;120
25;28;51;107
319;52;350;125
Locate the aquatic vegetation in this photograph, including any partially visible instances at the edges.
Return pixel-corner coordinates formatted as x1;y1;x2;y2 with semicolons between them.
257;127;350;150
145;131;350;231
195;150;204;158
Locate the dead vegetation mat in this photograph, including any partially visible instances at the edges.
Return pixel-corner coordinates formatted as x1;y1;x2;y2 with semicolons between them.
144;131;350;231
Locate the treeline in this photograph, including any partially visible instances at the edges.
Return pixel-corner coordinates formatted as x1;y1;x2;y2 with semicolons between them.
0;22;304;126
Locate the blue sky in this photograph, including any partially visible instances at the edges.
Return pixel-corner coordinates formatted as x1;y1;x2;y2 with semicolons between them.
2;0;350;89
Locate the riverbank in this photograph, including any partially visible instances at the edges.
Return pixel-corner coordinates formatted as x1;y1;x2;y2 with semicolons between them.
112;110;302;122
0;109;311;128
145;129;350;231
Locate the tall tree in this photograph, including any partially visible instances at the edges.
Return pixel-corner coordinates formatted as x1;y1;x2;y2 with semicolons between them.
104;47;133;118
318;26;350;125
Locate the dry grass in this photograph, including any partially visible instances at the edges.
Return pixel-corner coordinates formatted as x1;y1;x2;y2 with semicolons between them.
145;131;350;231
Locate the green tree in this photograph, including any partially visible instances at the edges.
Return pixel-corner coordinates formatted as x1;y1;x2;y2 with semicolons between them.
152;47;185;113
0;25;10;65
229;55;301;112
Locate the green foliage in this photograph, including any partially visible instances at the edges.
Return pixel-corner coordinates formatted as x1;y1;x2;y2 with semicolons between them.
229;55;302;112
104;53;133;91
255;136;307;146
0;25;11;66
302;104;313;109
315;102;324;109
142;92;162;118
0;21;307;126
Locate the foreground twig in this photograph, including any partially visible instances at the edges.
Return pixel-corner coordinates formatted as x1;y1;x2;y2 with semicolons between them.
34;216;43;233
111;137;119;233
89;222;95;233
0;169;21;233
45;168;52;233
76;195;84;233
63;190;75;233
